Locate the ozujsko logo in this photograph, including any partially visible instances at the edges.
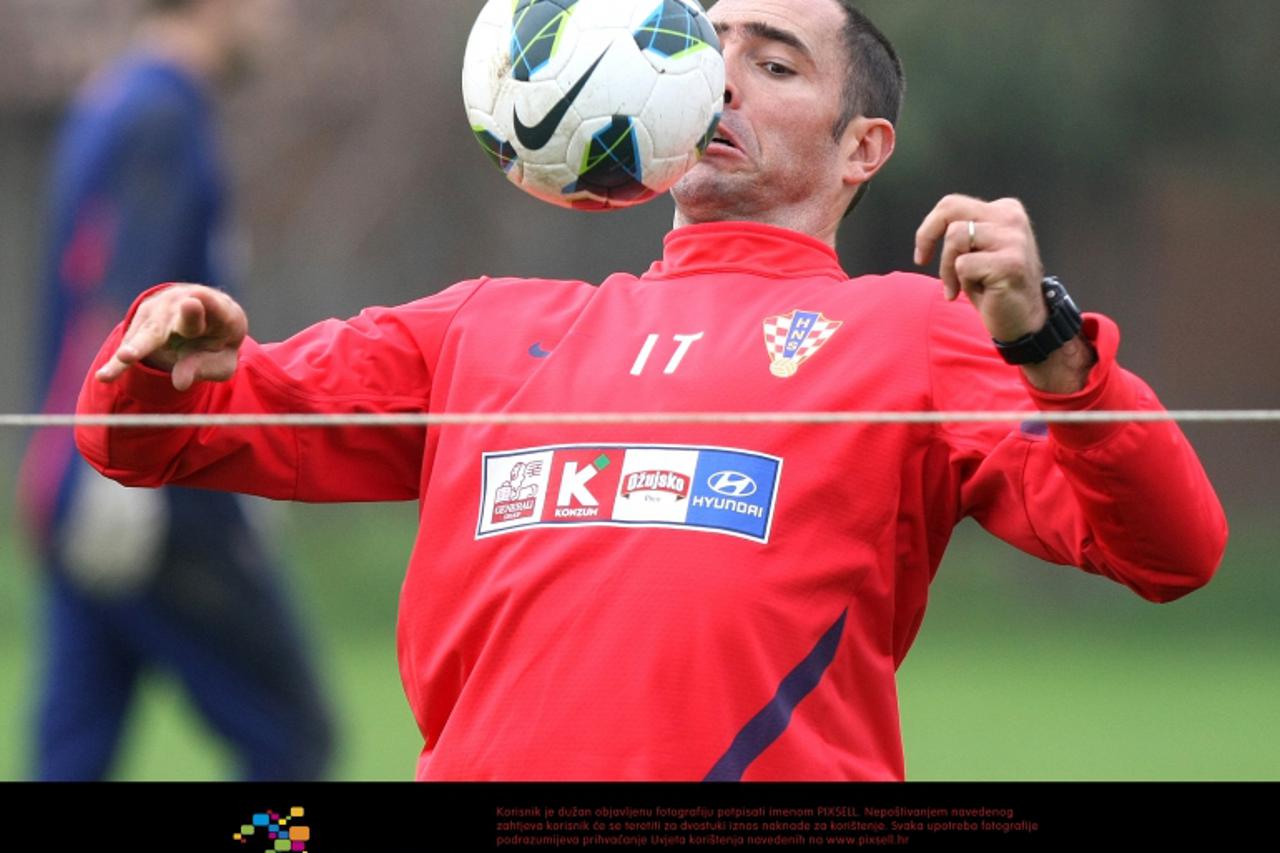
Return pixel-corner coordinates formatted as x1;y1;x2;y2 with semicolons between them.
621;470;689;500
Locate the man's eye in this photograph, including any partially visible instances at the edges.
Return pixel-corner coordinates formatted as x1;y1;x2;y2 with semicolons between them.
762;61;793;76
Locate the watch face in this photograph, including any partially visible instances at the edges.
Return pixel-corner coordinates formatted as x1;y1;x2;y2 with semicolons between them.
1043;277;1064;302
1043;277;1080;316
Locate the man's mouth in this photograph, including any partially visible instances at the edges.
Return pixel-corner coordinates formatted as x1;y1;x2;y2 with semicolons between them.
705;125;743;154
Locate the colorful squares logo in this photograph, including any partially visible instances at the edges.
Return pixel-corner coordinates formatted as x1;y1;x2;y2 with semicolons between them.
233;807;308;852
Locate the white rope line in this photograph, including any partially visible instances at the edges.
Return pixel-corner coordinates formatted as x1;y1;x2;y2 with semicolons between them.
1;410;1278;428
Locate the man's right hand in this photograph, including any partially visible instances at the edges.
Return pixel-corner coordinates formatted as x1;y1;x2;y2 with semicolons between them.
95;284;248;391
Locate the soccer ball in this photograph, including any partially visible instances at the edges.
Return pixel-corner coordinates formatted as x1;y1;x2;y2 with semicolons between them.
462;0;725;211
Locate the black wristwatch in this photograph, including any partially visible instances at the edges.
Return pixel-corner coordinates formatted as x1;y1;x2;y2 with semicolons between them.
992;276;1084;365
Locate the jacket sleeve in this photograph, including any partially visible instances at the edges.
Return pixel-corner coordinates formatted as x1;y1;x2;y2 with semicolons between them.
75;279;485;502
927;294;1228;603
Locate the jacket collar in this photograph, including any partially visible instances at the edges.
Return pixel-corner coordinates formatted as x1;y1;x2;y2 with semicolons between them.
645;221;848;281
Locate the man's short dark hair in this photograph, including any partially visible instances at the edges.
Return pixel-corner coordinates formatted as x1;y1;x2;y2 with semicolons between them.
830;1;906;217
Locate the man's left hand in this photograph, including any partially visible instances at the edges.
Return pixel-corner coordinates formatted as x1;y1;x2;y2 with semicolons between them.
914;194;1095;394
914;194;1049;341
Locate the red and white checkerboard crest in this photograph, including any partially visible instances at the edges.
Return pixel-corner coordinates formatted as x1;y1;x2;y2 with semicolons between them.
762;310;843;378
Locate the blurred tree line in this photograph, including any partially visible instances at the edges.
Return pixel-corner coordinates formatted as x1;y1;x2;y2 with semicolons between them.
852;0;1280;267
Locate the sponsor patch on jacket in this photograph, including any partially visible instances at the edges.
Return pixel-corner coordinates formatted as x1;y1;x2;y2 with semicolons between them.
477;444;782;543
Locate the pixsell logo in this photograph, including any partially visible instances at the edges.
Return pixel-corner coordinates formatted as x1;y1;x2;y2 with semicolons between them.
232;807;310;852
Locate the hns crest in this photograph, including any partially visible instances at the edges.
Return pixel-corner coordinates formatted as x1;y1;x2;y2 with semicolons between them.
762;310;842;378
478;444;782;543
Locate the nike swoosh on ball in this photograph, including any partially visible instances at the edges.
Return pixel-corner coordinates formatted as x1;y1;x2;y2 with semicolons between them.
513;47;611;151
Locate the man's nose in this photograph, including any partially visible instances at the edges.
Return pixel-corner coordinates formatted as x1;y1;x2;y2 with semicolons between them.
718;39;739;108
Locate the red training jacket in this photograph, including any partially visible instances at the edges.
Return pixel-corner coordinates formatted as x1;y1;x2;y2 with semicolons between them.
76;221;1228;780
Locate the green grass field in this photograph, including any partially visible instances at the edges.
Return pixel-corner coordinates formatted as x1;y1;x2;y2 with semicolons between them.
2;501;1276;781
0;501;423;781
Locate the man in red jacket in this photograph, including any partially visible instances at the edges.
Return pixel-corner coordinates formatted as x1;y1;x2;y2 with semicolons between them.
78;0;1227;780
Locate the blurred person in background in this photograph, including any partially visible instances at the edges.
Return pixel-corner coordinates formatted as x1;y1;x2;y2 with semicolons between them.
16;0;334;780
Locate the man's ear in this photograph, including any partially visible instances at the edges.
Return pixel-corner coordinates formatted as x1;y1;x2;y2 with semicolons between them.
840;116;896;189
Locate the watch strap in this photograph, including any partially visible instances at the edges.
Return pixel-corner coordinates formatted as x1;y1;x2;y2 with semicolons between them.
993;277;1084;366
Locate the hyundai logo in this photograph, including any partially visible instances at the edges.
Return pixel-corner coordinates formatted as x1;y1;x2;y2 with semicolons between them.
707;471;758;498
